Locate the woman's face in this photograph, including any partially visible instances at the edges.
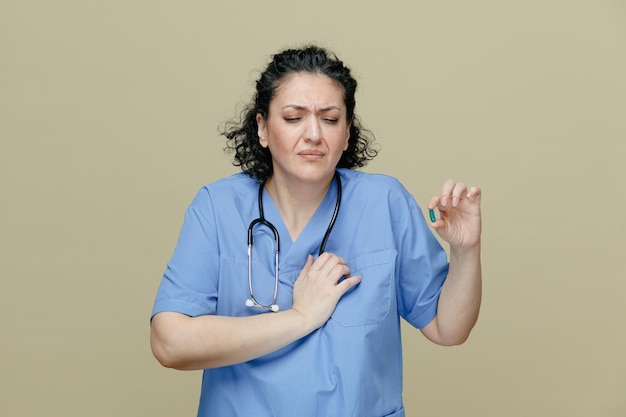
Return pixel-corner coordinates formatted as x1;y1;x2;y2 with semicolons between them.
256;72;350;186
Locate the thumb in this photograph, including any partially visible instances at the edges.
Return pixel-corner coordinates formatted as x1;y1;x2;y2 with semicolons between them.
303;254;314;270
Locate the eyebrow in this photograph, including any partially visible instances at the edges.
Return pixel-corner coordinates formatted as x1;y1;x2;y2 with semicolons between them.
281;105;341;112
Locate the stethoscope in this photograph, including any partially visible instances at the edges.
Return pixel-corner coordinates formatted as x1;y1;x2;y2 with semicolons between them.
245;172;342;312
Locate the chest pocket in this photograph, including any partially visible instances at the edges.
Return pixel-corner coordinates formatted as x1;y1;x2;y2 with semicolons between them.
330;249;395;327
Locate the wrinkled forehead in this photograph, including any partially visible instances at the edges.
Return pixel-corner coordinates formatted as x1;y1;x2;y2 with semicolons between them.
272;71;346;102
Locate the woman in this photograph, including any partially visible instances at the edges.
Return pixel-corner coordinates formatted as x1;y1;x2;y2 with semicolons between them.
150;45;482;417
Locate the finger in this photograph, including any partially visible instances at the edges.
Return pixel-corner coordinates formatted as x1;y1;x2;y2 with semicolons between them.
451;182;467;207
336;275;362;294
427;195;440;211
430;215;450;231
466;186;482;201
331;263;351;283
304;254;314;269
317;258;351;284
310;252;337;271
295;255;315;282
439;179;456;209
311;253;347;277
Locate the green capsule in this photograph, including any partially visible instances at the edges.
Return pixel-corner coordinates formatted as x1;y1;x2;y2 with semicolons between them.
429;209;436;222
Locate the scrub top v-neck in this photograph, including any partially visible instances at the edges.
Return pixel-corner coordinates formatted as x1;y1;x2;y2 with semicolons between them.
258;176;340;267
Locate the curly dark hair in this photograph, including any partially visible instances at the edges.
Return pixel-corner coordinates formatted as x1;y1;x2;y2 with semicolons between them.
220;45;378;183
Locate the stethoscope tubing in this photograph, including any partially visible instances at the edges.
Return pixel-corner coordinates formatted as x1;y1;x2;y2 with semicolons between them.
246;172;342;312
247;217;280;311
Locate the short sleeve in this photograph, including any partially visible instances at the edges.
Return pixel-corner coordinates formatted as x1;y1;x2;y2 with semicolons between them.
151;187;220;319
391;184;449;328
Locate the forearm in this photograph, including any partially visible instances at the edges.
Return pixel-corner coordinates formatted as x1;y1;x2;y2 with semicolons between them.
150;310;313;370
424;244;482;345
151;254;361;370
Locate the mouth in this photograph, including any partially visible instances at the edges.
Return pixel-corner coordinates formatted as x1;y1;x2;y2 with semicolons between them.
299;150;325;158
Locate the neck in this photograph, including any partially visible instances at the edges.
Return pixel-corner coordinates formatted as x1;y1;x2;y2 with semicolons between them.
264;173;335;241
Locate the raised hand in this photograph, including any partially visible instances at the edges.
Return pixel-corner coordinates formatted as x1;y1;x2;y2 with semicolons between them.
427;179;482;249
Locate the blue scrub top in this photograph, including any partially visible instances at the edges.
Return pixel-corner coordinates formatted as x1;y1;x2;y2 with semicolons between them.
152;169;449;417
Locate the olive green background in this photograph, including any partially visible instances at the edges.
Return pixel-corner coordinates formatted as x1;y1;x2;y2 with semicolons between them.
1;1;625;416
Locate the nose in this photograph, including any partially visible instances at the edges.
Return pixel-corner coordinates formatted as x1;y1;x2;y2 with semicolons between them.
304;118;322;143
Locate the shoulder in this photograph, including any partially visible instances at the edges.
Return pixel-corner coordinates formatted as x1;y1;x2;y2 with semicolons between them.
196;173;258;197
338;169;422;215
205;172;259;191
338;169;409;196
189;173;259;209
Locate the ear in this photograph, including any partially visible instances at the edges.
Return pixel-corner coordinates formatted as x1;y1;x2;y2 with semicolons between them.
343;124;351;151
256;113;268;148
